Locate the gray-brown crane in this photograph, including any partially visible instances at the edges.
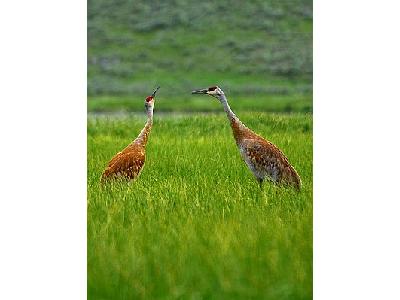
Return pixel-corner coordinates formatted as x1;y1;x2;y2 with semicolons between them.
192;86;301;190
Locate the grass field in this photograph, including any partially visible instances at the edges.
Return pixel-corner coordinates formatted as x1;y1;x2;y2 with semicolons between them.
88;93;312;114
88;112;313;299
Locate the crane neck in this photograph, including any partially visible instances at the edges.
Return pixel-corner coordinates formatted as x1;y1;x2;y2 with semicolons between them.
146;106;154;121
219;94;238;121
134;108;153;147
218;94;249;144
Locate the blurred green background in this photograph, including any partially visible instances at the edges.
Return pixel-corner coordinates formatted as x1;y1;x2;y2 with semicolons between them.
88;0;312;113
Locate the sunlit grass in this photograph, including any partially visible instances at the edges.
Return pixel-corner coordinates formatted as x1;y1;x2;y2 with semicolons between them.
88;112;312;299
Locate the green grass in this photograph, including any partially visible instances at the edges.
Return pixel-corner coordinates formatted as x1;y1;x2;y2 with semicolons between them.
88;94;312;113
88;112;313;299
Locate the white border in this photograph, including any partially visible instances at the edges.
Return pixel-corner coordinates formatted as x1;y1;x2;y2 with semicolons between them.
0;1;87;299
314;0;400;299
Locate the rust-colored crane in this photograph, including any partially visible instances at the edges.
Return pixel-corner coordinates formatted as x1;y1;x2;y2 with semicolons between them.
101;87;160;182
192;86;301;190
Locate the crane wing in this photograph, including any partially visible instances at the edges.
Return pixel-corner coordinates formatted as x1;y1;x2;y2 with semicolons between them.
241;138;301;188
101;148;145;181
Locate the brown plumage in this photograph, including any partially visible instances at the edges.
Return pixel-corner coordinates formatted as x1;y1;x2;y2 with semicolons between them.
101;87;160;182
192;86;301;189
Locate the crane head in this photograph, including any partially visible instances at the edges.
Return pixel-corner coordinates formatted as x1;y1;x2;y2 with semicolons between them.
191;86;224;99
145;86;160;110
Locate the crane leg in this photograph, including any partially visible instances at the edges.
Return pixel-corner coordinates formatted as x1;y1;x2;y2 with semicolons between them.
258;178;264;190
256;178;270;205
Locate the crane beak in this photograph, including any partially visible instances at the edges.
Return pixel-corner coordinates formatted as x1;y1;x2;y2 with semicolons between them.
152;86;160;97
191;88;208;95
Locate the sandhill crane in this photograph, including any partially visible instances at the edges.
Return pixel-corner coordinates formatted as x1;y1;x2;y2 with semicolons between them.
101;87;160;182
192;86;301;190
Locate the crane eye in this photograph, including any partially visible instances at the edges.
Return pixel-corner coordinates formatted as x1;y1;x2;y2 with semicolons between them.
208;86;217;91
